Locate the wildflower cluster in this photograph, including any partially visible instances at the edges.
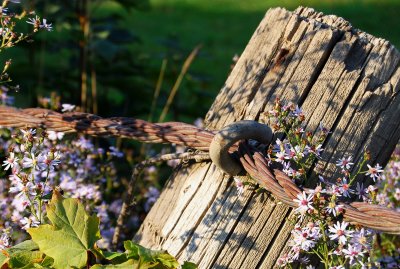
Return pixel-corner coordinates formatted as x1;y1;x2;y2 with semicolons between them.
267;100;399;268
266;98;328;183
278;168;377;268
0;127;132;249
377;147;400;208
371;147;400;268
0;0;52;51
0;0;52;93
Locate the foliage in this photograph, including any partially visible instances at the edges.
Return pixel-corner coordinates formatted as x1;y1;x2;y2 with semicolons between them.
0;0;151;115
0;191;195;268
3;0;211;123
0;0;399;268
0;122;168;250
28;191;101;268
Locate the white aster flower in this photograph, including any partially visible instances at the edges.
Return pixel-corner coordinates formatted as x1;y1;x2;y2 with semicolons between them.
26;15;40;28
20;128;36;139
10;181;36;198
318;122;331;135
234;177;244;196
336;156;354;170
38;151;61;171
293;191;314;217
0;232;10;250
275;151;286;163
22;152;39;169
47;131;64;141
338;178;353;198
342;244;364;265
325;201;343;217
366;164;384;181
351;228;373;250
39;18;52;31
2;152;19;170
61;103;76;112
395;188;400;201
291;228;316;251
20;216;40;230
328;221;353;245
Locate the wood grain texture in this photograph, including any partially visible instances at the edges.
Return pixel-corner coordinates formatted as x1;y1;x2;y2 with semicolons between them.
135;7;400;268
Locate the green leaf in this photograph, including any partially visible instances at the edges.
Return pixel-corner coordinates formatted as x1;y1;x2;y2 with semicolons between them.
0;250;7;266
91;259;137;269
102;250;128;264
28;191;101;269
124;241;179;269
33;255;54;268
8;240;39;253
95;30;111;40
94;248;128;264
8;250;44;268
181;261;198;269
0;240;49;268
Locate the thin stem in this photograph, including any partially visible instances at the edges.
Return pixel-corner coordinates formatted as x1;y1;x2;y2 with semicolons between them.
158;45;201;122
78;0;90;111
349;156;367;186
91;67;97;114
318;221;330;267
112;151;210;246
148;58;167;122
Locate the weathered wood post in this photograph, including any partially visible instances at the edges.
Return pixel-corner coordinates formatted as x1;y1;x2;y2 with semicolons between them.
135;7;400;268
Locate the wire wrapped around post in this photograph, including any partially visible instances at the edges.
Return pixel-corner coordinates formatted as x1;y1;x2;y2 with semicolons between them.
0;105;399;234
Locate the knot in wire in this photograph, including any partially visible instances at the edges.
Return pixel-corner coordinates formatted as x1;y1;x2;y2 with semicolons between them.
209;120;273;176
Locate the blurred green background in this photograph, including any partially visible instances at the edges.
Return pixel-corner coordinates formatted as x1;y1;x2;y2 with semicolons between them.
4;0;400;122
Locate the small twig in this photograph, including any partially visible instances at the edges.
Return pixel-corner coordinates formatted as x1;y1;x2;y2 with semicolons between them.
158;45;202;122
148;58;168;123
112;151;210;246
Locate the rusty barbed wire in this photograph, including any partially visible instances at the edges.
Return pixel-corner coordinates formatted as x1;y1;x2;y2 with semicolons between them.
0;105;399;234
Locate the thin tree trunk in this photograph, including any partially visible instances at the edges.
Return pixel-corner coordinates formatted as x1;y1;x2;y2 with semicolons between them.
135;7;400;268
78;0;90;112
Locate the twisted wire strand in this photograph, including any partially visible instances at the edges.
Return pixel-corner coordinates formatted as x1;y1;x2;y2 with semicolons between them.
237;143;400;234
0;105;399;234
0;106;215;151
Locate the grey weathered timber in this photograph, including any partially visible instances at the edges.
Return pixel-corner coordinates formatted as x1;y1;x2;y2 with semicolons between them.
135;7;400;268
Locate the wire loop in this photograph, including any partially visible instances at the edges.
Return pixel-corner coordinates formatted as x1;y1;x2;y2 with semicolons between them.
209;120;273;176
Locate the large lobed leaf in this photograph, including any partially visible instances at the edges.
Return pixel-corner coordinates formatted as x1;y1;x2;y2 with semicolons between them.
0;240;53;268
28;191;101;269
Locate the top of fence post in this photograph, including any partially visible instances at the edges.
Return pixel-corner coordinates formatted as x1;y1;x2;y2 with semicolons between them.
136;6;400;268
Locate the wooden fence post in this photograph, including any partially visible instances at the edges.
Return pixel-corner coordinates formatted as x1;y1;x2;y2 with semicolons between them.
135;7;400;268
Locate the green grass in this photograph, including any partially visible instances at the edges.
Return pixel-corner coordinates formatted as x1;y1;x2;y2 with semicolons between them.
4;1;398;120
117;0;400;115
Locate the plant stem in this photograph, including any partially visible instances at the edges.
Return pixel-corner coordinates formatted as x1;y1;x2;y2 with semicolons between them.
148;58;167;122
158;45;201;122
